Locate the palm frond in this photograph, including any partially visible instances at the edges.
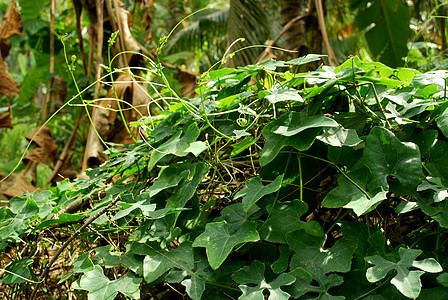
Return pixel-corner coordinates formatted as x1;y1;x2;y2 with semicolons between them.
227;0;270;66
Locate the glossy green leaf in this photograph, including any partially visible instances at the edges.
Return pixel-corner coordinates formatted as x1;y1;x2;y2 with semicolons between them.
437;108;448;138
193;220;259;269
286;230;352;274
261;112;339;165
166;162;210;209
271;245;290;274
0;196;39;242
322;172;387;216
265;88;303;104
234;175;282;212
148;123;206;170
365;247;442;298
231;136;254;157
73;265;142;299
285;54;325;66
259;200;323;243
285;270;344;300
412;70;448;89
426;140;448;185
232;260;295;300
361;126;423;189
317;127;362;147
131;241;194;283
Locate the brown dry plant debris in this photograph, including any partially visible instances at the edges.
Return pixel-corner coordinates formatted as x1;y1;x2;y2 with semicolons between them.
0;0;23;128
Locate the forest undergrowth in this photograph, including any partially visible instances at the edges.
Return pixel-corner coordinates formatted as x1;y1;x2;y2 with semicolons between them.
1;37;448;299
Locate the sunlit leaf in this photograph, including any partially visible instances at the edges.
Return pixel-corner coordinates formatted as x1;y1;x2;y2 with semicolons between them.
232;260;295;300
234;175;283;212
365;247;442;298
193;220;259;269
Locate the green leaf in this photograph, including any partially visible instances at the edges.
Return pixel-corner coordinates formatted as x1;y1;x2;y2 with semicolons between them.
1;258;34;284
261;112;338;165
265;88;304;104
259;200;323;243
361;126;423;189
412;70;448;89
234;175;283;212
59;252;95;284
285;54;325;66
73;265;142;299
365;247;442;299
148;123;206;170
131;241;194;283
285;270;345;300
437;273;448;288
426;140;448;185
271;245;290;274
193;220;259;269
286;230;352;274
73;253;95;273
317;127;362;147
166;258;216;300
232;260;295;300
0;195;39;242
437;108;448;138
359;0;410;67
322;172;387;216
166;162;210;209
231;136;255;157
18;0;43;20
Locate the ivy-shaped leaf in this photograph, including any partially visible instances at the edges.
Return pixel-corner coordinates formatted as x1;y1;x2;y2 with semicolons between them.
365;247;442;298
232;260;295;300
72;265;142;300
426;140;448;186
59;253;95;283
361;126;423;190
286;230;352;275
148;123;207;170
112;193;187;221
166;161;210;209
193;220;259;269
0;195;39;242
259;200;323;243
261;112;339;165
1;258;34;284
322;172;388;216
166;258;216;300
234;175;282;212
130;241;194;283
316;127;362;147
265;87;304;104
285;269;345;300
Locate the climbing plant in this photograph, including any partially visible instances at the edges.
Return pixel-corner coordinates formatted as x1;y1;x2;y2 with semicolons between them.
1;53;448;299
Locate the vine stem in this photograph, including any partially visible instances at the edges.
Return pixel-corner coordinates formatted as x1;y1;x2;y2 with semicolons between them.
29;195;122;300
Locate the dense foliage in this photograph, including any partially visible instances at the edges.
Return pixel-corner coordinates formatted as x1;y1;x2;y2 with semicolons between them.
1;52;448;299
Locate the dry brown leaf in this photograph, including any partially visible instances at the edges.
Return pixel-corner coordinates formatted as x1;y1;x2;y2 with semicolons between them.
24;147;56;166
1;173;36;199
0;107;12;129
178;67;198;99
0;0;22;97
26;125;58;154
0;0;23;39
139;0;154;44
48;75;68;112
